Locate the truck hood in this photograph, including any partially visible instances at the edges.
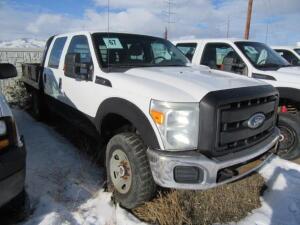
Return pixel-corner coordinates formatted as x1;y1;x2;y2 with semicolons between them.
266;67;300;84
278;66;300;74
112;66;265;102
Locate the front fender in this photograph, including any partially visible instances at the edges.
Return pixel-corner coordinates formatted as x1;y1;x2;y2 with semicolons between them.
95;97;160;149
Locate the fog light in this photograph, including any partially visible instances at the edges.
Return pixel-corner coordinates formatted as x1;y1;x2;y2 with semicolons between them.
174;166;203;184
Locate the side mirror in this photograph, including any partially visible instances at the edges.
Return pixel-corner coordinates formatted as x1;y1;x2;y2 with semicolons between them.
64;53;92;80
0;63;17;79
64;53;80;77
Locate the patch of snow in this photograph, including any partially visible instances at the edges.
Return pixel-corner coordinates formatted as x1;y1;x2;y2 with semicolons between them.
13;110;142;225
0;39;45;49
237;157;300;225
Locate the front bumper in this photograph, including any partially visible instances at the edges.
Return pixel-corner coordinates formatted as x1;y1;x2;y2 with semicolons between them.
147;128;280;190
0;141;26;207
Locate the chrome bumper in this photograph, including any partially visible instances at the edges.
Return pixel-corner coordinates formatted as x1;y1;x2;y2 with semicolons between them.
147;128;280;190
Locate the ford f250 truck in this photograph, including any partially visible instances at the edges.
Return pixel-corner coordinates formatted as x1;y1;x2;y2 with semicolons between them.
174;38;300;160
22;32;280;209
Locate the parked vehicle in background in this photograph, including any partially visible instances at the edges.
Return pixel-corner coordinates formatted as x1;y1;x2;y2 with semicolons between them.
272;46;300;66
174;38;300;160
22;31;280;209
0;63;26;209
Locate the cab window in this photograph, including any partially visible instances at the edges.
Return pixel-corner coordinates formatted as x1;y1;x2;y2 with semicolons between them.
275;49;299;65
48;37;67;69
66;35;93;77
176;43;197;61
201;43;247;75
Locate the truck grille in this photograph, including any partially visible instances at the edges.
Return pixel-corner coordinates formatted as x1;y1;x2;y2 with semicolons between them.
198;85;279;157
216;95;277;153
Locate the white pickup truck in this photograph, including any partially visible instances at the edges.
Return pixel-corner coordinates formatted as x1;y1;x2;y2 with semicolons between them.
272;46;300;66
22;32;280;209
174;38;300;160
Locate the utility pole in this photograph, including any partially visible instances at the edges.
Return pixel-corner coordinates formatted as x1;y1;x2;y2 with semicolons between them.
244;0;253;39
164;27;168;40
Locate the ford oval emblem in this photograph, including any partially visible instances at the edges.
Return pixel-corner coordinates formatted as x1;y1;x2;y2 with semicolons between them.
247;113;266;129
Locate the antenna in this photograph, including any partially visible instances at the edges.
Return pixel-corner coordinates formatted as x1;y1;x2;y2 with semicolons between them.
107;0;110;34
226;16;230;38
265;23;269;44
107;0;110;71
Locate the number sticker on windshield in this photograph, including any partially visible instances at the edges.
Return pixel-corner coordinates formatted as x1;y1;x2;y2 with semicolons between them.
103;38;123;49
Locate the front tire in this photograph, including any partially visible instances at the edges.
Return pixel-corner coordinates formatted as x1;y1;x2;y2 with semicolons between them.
277;113;300;160
106;133;156;209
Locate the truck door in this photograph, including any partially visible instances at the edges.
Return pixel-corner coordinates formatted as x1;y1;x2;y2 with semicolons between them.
43;36;68;101
200;43;248;76
60;35;96;115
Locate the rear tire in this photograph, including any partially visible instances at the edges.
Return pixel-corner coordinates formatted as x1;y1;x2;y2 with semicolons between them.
277;113;300;160
31;91;46;120
106;132;156;209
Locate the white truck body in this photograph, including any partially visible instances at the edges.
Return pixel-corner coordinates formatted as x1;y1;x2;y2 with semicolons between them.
22;32;280;208
174;38;300;160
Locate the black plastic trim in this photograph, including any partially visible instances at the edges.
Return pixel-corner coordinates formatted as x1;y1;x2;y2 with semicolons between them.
95;98;160;149
198;85;278;156
277;87;300;103
252;73;276;81
95;76;112;87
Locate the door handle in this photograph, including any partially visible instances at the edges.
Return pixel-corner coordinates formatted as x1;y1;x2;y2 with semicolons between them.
43;73;47;83
59;78;62;90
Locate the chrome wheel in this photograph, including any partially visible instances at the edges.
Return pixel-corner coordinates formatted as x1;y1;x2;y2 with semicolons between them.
109;149;132;194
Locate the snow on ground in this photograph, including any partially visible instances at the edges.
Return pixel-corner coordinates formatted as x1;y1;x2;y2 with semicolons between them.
14;110;143;225
237;157;300;225
12;109;300;225
0;39;45;48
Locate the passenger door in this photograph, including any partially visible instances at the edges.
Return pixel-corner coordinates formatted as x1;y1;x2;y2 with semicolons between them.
43;36;67;101
200;43;248;76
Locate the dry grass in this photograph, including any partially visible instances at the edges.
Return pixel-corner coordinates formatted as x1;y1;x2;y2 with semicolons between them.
133;173;265;225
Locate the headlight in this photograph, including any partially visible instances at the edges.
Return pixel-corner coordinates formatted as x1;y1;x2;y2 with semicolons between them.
150;100;199;151
0;120;7;136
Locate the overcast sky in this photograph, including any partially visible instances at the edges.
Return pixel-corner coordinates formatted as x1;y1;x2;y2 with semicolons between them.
0;0;299;45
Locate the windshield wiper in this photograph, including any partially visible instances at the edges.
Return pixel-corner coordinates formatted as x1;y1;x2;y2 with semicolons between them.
257;63;282;68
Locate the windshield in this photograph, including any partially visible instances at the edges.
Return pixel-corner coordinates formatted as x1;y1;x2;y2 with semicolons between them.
92;33;189;68
294;48;300;56
235;41;290;69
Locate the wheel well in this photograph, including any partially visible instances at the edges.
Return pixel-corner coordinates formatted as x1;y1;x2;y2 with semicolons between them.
279;98;300;114
100;113;136;143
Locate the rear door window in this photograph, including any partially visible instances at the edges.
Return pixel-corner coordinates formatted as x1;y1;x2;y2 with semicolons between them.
48;37;67;68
